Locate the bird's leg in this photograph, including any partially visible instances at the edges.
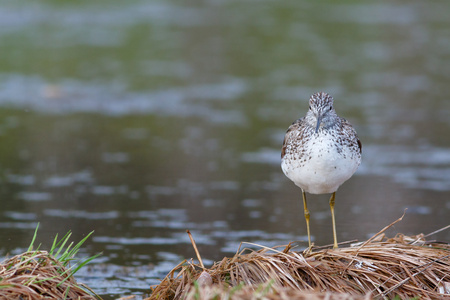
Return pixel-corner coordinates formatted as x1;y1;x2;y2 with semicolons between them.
329;192;338;249
302;190;312;248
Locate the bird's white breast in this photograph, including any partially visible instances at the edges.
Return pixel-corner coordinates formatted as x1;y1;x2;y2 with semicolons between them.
281;131;360;194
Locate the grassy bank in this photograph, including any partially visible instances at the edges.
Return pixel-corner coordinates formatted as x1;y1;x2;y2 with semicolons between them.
148;221;450;300
0;224;100;299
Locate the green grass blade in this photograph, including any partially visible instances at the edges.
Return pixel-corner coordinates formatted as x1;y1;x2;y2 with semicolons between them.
49;233;59;256
52;231;71;252
57;252;102;287
58;231;95;267
69;252;102;276
59;241;74;262
54;232;72;260
27;223;40;252
66;231;95;259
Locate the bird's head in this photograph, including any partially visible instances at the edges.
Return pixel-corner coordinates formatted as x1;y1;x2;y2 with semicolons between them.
305;92;338;133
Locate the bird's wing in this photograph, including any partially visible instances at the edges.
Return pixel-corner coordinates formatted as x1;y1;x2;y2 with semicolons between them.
281;118;305;159
341;118;362;154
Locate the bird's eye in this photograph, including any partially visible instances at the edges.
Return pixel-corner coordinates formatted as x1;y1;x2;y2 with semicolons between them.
309;106;311;110
329;106;333;111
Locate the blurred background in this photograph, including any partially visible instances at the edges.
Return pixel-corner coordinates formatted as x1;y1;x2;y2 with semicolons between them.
1;0;450;298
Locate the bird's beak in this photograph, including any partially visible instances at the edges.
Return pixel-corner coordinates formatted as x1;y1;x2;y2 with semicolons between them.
315;115;322;133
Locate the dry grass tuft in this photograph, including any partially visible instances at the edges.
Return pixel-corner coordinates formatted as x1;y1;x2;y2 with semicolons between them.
148;225;450;299
0;225;99;300
0;250;97;300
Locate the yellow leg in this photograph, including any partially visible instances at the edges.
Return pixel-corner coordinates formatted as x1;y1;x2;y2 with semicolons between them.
302;190;311;248
329;192;338;249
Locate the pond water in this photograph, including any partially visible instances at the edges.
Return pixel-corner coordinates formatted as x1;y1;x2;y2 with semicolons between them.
1;0;450;298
